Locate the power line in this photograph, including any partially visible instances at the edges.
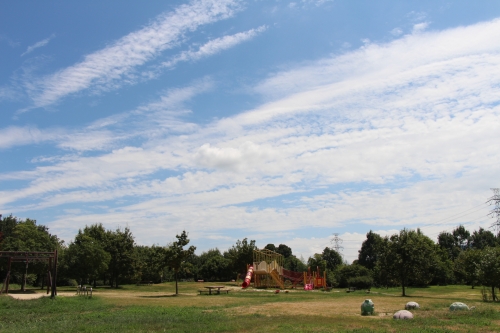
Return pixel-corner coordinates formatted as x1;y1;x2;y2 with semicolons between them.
418;202;489;228
425;214;489;237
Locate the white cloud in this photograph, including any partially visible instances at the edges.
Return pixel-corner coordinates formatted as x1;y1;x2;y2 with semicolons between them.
0;126;62;149
195;141;270;171
390;27;403;36
2;18;500;260
24;0;240;109
21;34;55;57
161;26;267;69
412;22;429;34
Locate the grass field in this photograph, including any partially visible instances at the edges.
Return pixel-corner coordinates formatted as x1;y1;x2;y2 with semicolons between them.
1;283;500;332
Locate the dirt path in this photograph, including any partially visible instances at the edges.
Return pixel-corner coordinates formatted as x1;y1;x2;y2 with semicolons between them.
7;292;76;300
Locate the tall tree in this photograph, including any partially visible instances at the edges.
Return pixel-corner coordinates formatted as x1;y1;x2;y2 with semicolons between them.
386;229;438;296
276;244;292;258
224;238;256;275
438;225;471;261
358;231;383;270
0;218;61;290
307;253;327;272
165;231;196;295
322;247;342;271
105;227;136;288
264;244;277;252
134;245;167;283
438;231;461;261
478;247;500;301
454;249;481;288
470;228;497;250
65;233;110;286
452;225;471;250
197;249;231;282
0;215;19;249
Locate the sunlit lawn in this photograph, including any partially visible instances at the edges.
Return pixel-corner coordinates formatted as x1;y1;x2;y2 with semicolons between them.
1;283;500;332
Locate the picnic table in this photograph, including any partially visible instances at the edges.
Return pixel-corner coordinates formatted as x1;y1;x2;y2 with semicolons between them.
204;286;225;295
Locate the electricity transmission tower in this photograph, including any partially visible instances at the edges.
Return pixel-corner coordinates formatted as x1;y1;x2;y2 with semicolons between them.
331;233;344;254
488;188;500;234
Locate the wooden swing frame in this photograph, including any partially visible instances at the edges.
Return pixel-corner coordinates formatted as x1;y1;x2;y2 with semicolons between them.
0;250;58;298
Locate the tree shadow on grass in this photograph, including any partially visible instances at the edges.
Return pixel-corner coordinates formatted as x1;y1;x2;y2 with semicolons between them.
138;294;179;298
7;289;38;294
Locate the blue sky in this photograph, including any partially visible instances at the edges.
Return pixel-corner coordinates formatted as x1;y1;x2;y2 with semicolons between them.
1;0;500;262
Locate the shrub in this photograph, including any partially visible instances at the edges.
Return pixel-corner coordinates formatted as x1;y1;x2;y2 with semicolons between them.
347;276;373;290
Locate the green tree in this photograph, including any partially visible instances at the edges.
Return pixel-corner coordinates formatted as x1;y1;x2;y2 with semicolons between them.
307;253;327;272
453;225;471;249
224;238;256;276
264;244;277;252
276;244;292;258
478;247;500;301
105;227;136;288
358;231;383;270
373;237;397;288
283;255;307;272
134;245;167;283
197;249;231;281
386;229;439;296
454;249;481;288
335;263;372;288
65;233;110;286
0;215;19;249
322;247;342;271
438;225;471;261
470;228;497;250
1;218;61;290
165;231;196;295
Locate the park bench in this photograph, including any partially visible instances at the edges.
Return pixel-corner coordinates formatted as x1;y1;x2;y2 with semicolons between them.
198;289;230;295
346;287;356;293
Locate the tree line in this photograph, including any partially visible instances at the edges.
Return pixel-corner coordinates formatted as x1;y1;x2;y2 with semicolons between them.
2;214;500;299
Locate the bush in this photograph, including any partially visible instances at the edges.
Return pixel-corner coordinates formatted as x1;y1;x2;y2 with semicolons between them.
347;276;373;290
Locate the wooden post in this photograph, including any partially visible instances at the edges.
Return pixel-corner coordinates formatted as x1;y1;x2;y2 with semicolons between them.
47;258;52;294
5;257;11;294
51;249;58;298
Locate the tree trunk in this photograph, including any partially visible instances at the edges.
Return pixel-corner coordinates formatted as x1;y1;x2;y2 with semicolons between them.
401;275;406;297
21;273;26;291
175;271;178;295
492;285;497;302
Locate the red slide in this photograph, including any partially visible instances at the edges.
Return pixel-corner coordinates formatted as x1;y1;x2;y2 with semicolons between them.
241;266;254;288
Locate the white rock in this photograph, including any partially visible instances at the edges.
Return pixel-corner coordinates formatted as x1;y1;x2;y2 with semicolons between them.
393;310;414;319
449;302;469;311
405;301;420;310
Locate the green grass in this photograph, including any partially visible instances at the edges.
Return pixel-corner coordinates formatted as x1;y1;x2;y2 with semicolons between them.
1;284;500;332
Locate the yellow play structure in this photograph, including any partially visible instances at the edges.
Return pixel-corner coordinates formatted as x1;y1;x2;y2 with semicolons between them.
251;248;285;289
242;248;329;290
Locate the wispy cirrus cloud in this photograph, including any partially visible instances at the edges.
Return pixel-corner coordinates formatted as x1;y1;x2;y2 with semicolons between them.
0;126;62;150
2;18;500;260
161;25;267;69
21;34;55;57
23;0;240;110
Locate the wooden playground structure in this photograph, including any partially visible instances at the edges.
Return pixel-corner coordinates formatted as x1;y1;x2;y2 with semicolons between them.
0;250;58;298
243;248;328;290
